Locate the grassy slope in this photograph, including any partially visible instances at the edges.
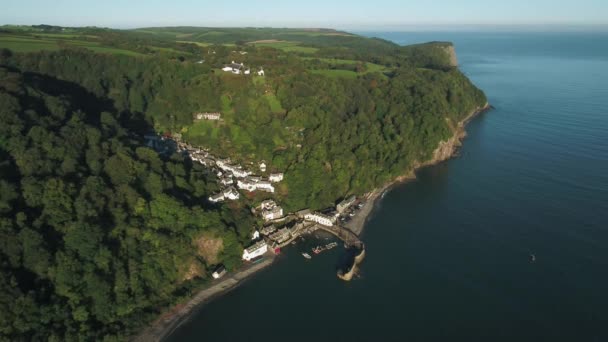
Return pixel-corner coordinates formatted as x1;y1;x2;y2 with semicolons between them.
0;32;144;56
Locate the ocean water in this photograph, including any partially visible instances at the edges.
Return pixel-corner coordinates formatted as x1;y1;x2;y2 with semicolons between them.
168;32;608;341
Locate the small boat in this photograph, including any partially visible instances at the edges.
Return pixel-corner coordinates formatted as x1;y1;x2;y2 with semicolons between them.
312;246;324;254
302;252;312;259
530;254;536;262
325;242;338;249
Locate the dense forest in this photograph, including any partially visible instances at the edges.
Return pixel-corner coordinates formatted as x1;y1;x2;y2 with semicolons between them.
0;26;486;340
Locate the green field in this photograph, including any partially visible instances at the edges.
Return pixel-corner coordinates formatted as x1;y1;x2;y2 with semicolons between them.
249;40;318;54
0;34;144;56
265;93;285;112
303;56;391;77
311;69;359;78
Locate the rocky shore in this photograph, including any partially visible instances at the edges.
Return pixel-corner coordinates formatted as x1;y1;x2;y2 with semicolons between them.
345;103;491;236
133;256;275;342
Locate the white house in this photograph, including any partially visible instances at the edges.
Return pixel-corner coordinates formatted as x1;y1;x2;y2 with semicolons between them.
251;230;260;240
220;177;234;186
259;162;267;172
257;68;265;76
223;187;240;200
242;241;268;261
199;112;221;120
269;173;284;183
212;265;226;279
222;61;244;74
256;180;275;193
304;212;335;227
208;192;225;203
244;69;251;75
262;206;283;221
260;199;277;210
337;195;356;213
237;178;257;192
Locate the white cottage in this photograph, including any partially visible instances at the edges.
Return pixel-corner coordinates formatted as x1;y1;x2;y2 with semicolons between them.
304;212;335;227
242;241;268;261
269;173;284;182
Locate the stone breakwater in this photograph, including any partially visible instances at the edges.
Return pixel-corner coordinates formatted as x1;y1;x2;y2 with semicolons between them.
337;246;366;281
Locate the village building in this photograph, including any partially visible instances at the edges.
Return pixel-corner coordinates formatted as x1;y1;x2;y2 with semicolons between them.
304;212;336;227
262;206;283;221
212;265;226;279
194;112;221;120
256;180;275;193
231;168;252;178
215;158;231;168
269;173;284;182
337;195;357;213
242;240;268;261
268;228;291;245
260;199;277;210
251;230;260;240
295;208;311;218
208;192;225;203
220;176;234;186
223;187;240;200
259;162;266;172
257;68;265;76
260;225;277;236
222;61;245;74
237;178;257;192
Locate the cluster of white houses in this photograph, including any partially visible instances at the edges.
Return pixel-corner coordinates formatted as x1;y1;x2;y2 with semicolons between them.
169;140;284;203
221;61;265;76
194;112;221;121
155;134;363;266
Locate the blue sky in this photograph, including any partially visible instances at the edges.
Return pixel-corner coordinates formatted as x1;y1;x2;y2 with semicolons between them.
2;0;607;29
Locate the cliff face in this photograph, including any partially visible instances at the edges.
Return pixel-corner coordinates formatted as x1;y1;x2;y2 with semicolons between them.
420;103;490;168
443;45;459;67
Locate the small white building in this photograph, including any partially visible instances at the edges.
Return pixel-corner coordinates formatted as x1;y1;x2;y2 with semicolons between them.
257;68;265;76
223;187;240;200
242;240;268;261
304;212;335;227
269;173;284;183
262;206;283;221
220;177;234;186
251;230;260;240
337;195;356;213
259;162;267;172
208;192;225;203
222;61;245;74
237;178;257;192
260;199;277;210
212;265;226;279
256;180;275;193
244;69;251;75
201;112;221;120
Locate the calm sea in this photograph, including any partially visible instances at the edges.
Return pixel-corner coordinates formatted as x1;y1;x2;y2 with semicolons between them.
168;31;608;341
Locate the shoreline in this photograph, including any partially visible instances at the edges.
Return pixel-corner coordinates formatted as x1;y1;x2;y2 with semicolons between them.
345;103;491;236
135;103;491;341
133;256;275;342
